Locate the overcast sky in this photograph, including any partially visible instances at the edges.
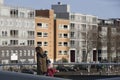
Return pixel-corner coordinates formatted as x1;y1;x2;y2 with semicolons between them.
5;0;120;19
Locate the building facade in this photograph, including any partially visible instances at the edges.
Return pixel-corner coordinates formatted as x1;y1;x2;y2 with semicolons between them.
98;19;120;62
54;19;70;62
35;10;54;62
52;2;98;62
0;3;35;64
70;13;98;62
35;10;70;62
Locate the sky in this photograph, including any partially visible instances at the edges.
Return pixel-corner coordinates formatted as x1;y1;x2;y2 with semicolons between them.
4;0;120;19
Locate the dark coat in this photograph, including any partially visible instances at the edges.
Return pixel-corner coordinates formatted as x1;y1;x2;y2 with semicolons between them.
37;52;47;75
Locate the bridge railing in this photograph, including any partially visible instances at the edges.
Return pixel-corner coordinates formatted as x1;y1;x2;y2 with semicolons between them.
0;62;120;75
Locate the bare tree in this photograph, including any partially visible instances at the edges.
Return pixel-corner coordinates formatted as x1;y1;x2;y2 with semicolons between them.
115;27;120;62
83;26;98;62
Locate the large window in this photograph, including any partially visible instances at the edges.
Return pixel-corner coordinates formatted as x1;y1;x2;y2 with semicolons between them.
70;23;75;29
10;40;18;45
2;41;7;45
27;40;34;46
10;9;18;17
71;15;75;20
28;11;34;18
81;24;86;31
2;31;7;37
27;31;34;38
70;32;75;38
81;16;86;23
10;30;18;37
70;40;75;46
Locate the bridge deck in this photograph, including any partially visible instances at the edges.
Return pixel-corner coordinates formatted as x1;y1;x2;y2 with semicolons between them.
0;71;71;80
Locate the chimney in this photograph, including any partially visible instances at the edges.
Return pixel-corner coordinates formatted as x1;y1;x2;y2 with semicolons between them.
0;0;4;4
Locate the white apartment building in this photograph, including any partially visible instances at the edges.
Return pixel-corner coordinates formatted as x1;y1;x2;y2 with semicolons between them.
52;2;98;63
0;1;35;64
70;13;98;62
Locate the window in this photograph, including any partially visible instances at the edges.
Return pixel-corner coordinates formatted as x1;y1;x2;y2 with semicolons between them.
43;33;48;37
10;9;18;17
27;40;34;46
37;42;42;46
2;31;7;37
63;25;68;29
2;41;7;45
70;32;75;38
64;51;67;55
20;59;26;63
70;40;75;46
71;15;75;20
10;40;18;45
81;33;86;39
19;50;22;56
28;59;34;63
58;34;62;38
82;41;86;47
64;42;68;46
28;31;34;38
81;24;86;31
44;23;48;28
92;25;97;31
10;30;18;37
37;23;42;26
64;34;68;38
28;50;30;56
44;42;48;46
31;50;34;56
92;17;97;24
1;50;5;57
58;51;62;55
28;11;34;18
6;50;9;57
20;12;25;17
37;32;42;37
81;16;86;23
24;50;26;56
2;60;9;64
58;42;62;46
58;24;62;29
70;23;75;29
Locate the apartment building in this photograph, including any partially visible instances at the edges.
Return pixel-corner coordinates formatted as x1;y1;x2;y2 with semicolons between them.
70;13;98;62
98;19;120;62
0;1;35;64
54;19;70;62
35;10;70;62
52;2;98;62
35;10;54;62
